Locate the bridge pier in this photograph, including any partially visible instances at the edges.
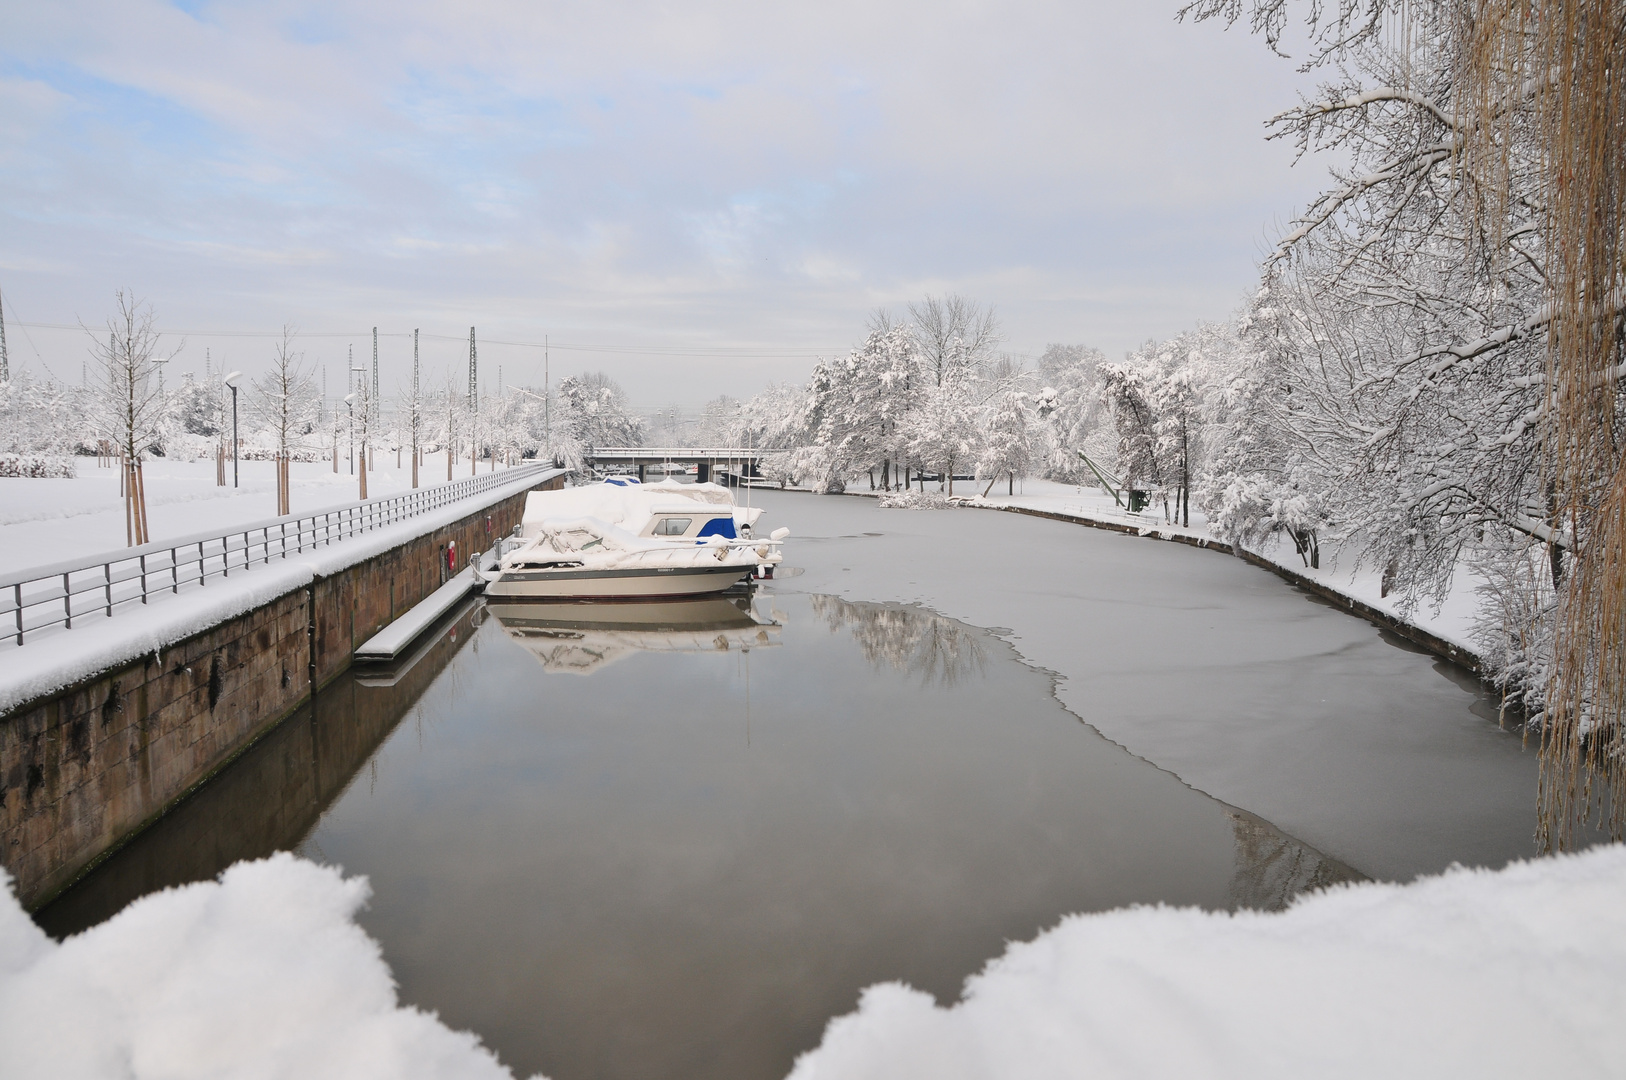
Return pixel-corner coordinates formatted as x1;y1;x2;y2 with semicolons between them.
697;462;710;484
637;463;646;482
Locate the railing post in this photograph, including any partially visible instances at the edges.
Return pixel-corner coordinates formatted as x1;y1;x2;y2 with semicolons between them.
140;554;148;605
63;572;72;628
199;541;207;585
104;562;113;617
171;548;179;593
14;583;22;645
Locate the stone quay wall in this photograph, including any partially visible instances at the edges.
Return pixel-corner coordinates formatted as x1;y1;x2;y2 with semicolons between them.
1;472;564;910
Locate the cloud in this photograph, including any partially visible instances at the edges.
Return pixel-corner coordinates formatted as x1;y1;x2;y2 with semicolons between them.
0;0;1332;402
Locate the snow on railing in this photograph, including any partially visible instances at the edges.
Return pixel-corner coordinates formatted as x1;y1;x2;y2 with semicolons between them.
0;462;562;647
585;447;776;458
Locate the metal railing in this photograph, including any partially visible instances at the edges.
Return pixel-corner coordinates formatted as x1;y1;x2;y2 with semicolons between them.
585;447;778;459
0;462;563;647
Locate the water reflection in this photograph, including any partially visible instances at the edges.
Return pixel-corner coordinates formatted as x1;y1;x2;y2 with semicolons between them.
810;594;986;684
486;595;780;676
1226;809;1359;910
34;599;485;939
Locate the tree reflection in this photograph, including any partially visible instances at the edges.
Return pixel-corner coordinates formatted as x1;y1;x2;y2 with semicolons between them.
1224;809;1364;911
810;595;987;685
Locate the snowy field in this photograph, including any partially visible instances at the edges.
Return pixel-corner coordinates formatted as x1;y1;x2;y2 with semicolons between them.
0;452;509;570
5;847;1623;1080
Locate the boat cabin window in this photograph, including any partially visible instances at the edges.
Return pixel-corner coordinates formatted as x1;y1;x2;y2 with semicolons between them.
653;517;693;536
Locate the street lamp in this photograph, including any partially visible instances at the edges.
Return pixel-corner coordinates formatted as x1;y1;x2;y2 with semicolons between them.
225;371;242;488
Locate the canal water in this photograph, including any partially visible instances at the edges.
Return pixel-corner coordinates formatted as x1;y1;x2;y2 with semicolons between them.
34;490;1565;1080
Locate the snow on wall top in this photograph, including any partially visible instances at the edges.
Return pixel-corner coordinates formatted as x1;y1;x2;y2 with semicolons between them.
0;469;563;719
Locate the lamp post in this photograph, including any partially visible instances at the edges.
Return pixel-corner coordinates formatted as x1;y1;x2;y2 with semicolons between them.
225;371;242;488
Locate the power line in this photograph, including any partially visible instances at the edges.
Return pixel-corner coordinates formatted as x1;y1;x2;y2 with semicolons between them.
8;320;838;358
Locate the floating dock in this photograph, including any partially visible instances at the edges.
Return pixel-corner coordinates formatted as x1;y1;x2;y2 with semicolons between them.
354;566;483;663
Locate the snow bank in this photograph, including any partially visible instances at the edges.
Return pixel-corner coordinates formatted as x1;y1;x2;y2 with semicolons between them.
0;853;528;1080
790;845;1626;1080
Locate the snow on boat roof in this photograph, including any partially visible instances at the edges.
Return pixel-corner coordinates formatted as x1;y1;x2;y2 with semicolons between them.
520;479;738;531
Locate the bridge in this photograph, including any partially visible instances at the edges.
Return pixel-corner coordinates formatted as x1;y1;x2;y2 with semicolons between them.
584;446;777;484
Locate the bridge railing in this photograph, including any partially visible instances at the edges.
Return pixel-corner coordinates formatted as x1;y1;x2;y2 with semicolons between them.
585;447;774;459
0;462;563;648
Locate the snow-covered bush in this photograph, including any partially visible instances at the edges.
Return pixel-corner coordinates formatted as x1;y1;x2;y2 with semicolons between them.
877;491;953;509
0;454;77;478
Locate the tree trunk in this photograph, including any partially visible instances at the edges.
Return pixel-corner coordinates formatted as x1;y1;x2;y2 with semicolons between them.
132;459;149;545
359;447;369;500
1008;471;1014;496
982;474;997;498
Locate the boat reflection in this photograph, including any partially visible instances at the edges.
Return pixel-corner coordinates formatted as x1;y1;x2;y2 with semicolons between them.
485;594;781;676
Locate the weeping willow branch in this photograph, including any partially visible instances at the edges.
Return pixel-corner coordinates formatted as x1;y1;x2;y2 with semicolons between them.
1458;0;1626;848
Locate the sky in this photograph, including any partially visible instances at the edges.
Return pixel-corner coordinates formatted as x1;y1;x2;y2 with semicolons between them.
0;0;1333;409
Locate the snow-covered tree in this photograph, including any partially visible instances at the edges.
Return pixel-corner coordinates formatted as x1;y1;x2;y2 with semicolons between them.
89;291;173;545
804;326;920;490
908;294;1001;387
250;327;319;514
905;381;981;496
976;388;1035;496
557;372;644;449
1033;344;1112;483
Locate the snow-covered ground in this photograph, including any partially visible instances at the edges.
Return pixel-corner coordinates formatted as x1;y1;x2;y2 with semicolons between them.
0;452;503;570
0;856;519;1080
6;846;1622;1080
788;843;1626;1080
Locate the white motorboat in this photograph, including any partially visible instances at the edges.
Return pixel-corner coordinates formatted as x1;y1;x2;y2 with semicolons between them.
474;479;787;599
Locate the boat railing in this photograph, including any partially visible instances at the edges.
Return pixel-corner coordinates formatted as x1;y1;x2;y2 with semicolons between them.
0;462;564;648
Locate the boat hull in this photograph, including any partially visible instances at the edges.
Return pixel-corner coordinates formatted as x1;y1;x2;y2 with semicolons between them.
482;562;752;599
